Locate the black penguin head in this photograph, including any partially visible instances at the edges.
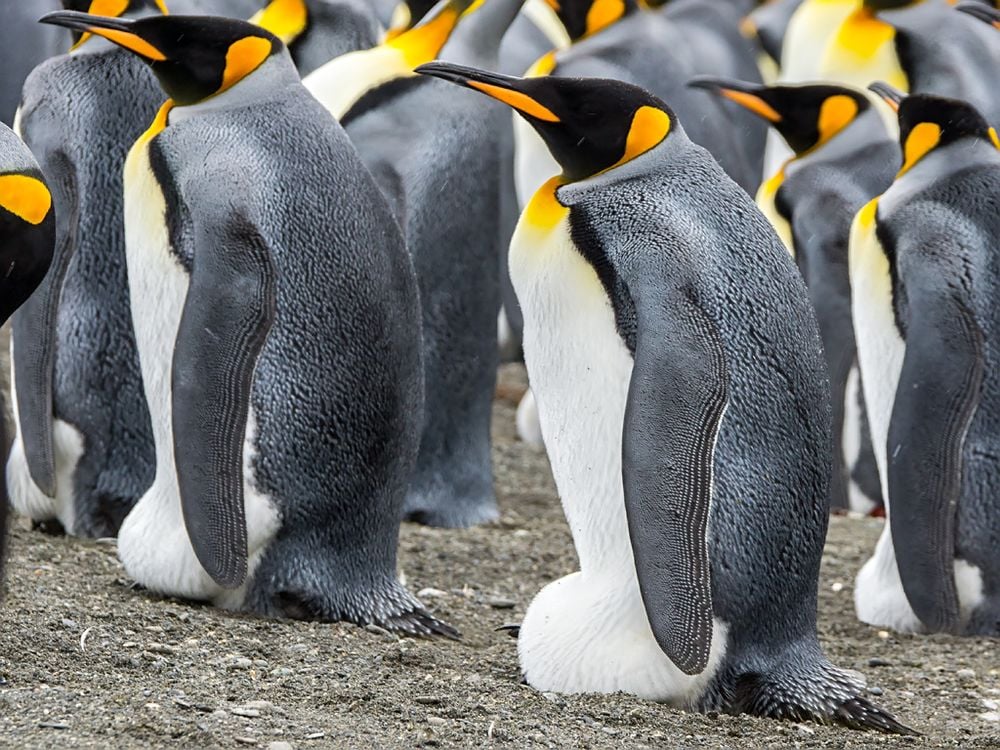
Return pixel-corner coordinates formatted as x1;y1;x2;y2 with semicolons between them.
0;169;55;324
417;62;675;182
249;0;309;45
62;0;167;49
861;0;919;9
955;1;1000;28
689;77;870;156
543;0;637;41
870;81;1000;175
40;12;283;106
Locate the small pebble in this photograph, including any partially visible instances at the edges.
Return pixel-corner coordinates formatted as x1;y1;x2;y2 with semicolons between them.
244;701;275;713
794;724;815;735
267;743;294;750
415;696;443;705
427;716;446;727
232;708;261;719
38;722;70;730
234;737;257;746
417;588;447;599
868;687;884;696
868;658;892;668
147;643;178;655
958;669;977;682
229;657;253;670
981;712;1000;722
61;619;77;629
830;582;844;593
983;699;998;711
877;630;890;639
303;732;325;740
487;597;516;609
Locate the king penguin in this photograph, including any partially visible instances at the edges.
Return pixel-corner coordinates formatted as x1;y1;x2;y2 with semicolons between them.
743;0;806;78
248;0;380;75
307;0;523;528
0;123;57;581
8;0;167;541
690;77;895;516
419;61;910;731
850;82;1000;636
40;10;455;635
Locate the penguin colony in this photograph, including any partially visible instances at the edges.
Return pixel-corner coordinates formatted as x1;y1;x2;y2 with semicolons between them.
0;0;996;734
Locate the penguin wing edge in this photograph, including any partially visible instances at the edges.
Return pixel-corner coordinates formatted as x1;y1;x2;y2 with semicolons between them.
887;279;983;634
171;212;277;589
622;289;726;676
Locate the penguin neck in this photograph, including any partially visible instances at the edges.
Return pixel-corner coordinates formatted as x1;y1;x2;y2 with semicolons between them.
168;53;300;124
882;136;998;214
441;0;528;67
557;134;676;203
794;105;890;168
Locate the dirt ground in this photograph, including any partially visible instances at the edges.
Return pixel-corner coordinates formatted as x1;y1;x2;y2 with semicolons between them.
0;363;997;749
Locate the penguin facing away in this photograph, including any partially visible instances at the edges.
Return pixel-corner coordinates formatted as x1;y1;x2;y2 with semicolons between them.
851;82;1000;636
419;62;909;731
8;0;167;541
40;10;455;635
0;123;57;582
690;77;895;516
248;0;380;75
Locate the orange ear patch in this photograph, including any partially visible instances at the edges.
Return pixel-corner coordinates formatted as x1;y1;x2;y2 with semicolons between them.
899;122;942;176
585;0;626;36
468;81;561;122
817;94;859;146
614;106;671;168
0;175;53;225
250;0;309;44
220;37;274;94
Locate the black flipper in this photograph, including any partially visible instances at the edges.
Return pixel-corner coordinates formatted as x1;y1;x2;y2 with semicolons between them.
887;288;983;633
622;289;727;676
11;167;75;498
171;213;276;589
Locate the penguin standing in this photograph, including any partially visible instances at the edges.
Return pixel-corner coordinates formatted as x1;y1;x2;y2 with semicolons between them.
248;0;380;75
420;62;908;731
0;123;56;580
851;83;1000;636
306;0;519;528
41;11;453;634
8;0;167;541
690;78;896;515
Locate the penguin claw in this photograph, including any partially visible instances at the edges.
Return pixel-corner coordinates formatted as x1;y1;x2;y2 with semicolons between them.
378;608;462;641
495;623;521;638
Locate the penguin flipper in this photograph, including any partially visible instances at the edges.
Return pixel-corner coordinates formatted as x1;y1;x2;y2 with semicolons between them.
887;287;983;633
171;213;277;589
622;289;727;676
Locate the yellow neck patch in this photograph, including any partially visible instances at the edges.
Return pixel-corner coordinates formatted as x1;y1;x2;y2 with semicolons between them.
898;121;941;176
989;127;1000;151
469;82;560;122
387;4;461;68
136;99;175;147
526;50;558;78
836;8;895;59
816;94;859;146
250;0;309;45
609;106;671;170
524;176;569;232
720;90;781;123
585;0;625;36
220;37;273;95
856;196;879;229
0;174;52;225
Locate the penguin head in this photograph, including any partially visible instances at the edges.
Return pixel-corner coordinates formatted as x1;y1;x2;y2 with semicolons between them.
543;0;637;41
417;62;674;182
0;168;55;324
689;77;871;156
40;12;283;106
249;0;309;45
61;0;168;51
956;1;1000;28
870;81;1000;175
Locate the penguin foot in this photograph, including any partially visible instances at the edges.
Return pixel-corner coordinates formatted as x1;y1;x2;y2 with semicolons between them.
403;482;499;529
377;608;461;641
403;501;499;529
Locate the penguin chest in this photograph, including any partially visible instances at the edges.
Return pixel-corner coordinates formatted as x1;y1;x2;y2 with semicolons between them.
509;191;636;575
848;200;905;489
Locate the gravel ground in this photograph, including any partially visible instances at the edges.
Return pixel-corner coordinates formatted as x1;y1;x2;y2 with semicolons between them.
0;363;998;749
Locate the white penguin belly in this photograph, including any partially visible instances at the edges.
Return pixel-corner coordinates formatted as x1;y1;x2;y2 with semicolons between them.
510;206;726;702
7;343;84;533
841;363;876;515
116;135;278;607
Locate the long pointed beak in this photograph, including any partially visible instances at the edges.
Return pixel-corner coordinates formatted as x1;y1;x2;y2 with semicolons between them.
40;11;167;61
416;61;560;122
688;75;782;123
955;1;1000;28
868;81;906;112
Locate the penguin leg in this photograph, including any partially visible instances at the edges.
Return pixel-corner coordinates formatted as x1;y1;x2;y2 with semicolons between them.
887;284;983;634
171;213;276;590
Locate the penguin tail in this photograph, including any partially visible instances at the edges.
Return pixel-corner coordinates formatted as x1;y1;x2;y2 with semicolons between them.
377;606;462;641
711;649;916;735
